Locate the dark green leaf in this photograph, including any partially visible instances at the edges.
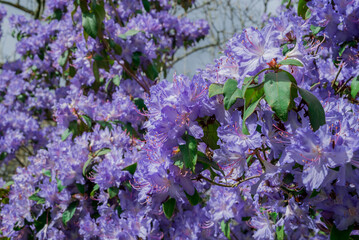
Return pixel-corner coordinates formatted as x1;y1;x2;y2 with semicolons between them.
142;0;151;12
145;63;159;80
221;220;231;240
179;134;198;172
223;79;242;110
298;88;326;131
197;154;224;176
76;184;85;194
163;198;176;219
93;3;105;22
93;61;100;84
310;189;321;198
279;59;303;67
82;12;98;39
62;201;79;226
201;120;220;150
122;162;137;175
351;76;359;98
263;72;295;121
133;98;148;112
0;152;7;161
330;224;353;240
298;0;309;19
34;211;48;232
185;188;201;206
81;115;92;128
208;83;224;98
339;41;356;57
29;193;45;204
108;187;119;198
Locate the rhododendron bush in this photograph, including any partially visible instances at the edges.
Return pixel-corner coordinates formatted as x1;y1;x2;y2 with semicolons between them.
0;0;358;239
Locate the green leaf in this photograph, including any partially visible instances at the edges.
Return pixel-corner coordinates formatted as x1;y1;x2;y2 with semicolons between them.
58;50;69;67
29;192;46;204
351;76;359;98
276;225;285;240
119;29;141;40
113;75;121;86
298;88;326;131
208;83;224;98
145;63;159;80
61;120;78;141
279;59;303;67
179;134;198;172
221;220;231;240
108;187;119;198
223;79;242;110
122;162;137;175
57;178;66;192
185;188;201;206
83;148;111;176
82;157;94;176
242;95;264;135
76;184;85;194
81;115;92;128
163;198;176;219
94;148;111;157
298;0;309;19
197;153;225;176
0;152;7;161
201;119;220;150
133;98;148;112
62;201;79;226
92;61;100;84
82;12;98;39
310;25;325;35
93;3;105;22
330;224;353;240
142;0;151;12
42;169;51;177
263;72;295;121
90;184;100;197
34;211;48;232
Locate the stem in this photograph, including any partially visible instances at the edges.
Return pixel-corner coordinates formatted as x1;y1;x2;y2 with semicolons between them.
249;68;270;85
331;64;343;89
336;76;353;94
198;174;261;188
15;157;25;167
0;1;35;16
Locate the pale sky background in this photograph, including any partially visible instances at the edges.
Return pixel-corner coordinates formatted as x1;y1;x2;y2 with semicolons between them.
0;0;283;78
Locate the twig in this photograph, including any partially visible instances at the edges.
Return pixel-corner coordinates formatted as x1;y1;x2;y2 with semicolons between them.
198;174;261;188
336;76;353;94
0;0;35;15
14;156;25;167
331;63;343;89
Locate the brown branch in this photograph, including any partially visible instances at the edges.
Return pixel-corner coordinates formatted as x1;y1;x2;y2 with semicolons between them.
0;0;35;15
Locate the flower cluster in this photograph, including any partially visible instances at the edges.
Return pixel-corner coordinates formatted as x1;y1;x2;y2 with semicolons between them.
0;0;359;239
